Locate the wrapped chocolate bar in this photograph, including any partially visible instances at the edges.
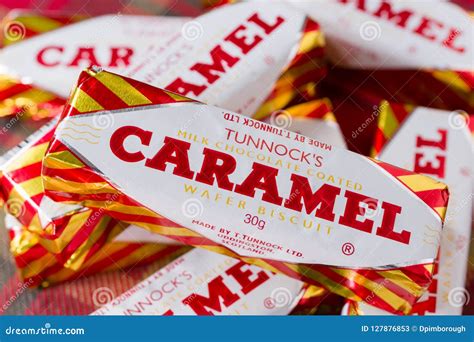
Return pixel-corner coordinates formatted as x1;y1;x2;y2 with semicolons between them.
0;2;325;121
0;91;342;273
0;2;335;272
350;102;473;315
1;2;326;123
0;120;126;270
43;68;449;314
287;0;474;112
93;248;325;316
122;1;326;120
7;214;188;287
0;15;189;98
0;15;188;119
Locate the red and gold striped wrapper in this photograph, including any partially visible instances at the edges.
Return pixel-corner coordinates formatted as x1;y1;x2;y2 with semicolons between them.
0;75;65;120
251;18;326;121
1;10;86;47
42;69;449;315
351;102;472;315
8;211;327;313
0;11;78;120
7;214;189;288
0;121;127;270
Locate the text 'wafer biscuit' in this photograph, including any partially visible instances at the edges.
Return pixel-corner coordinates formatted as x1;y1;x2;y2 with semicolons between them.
43;68;450;314
93;248;326;316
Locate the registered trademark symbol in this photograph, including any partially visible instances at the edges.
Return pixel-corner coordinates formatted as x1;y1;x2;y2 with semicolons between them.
264;297;275;309
342;243;355;256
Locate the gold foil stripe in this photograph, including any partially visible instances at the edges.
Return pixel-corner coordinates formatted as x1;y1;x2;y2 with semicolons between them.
331;269;408;312
71;89;104;113
287;264;361;301
43;150;85;169
5;143;48;172
96;72;151;106
298;30;325;54
16;15;63;32
397;175;448;192
43;177;117;195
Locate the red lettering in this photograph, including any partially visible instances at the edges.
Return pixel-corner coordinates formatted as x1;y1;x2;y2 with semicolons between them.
36;46;64;67
247;12;285;34
376;202;411;244
226;262;269;295
234;163;283;205
225;25;262;54
190;45;240;84
413;17;444;41
443;28;465;53
284;175;340;222
195;148;236;191
373;1;412;27
109;47;134;67
165;77;206;97
414;129;447;178
110;126;152;163
183;276;240;315
338;190;375;233
145;137;194;179
68;47;100;67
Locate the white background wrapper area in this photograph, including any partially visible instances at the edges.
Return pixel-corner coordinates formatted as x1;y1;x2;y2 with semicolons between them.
353;107;473;315
92;248;305;315
55;102;442;268
115;225;183;245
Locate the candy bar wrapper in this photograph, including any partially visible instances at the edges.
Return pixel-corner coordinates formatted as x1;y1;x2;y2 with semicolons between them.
0;92;341;274
0;11;84;119
101;2;326;120
0;2;326;123
92;248;325;316
1;10;86;47
0;15;189;119
0;120;128;270
0;95;342;266
214;1;474;111
43;69;449;315
6;214;189;287
299;0;474;112
350;103;473;315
